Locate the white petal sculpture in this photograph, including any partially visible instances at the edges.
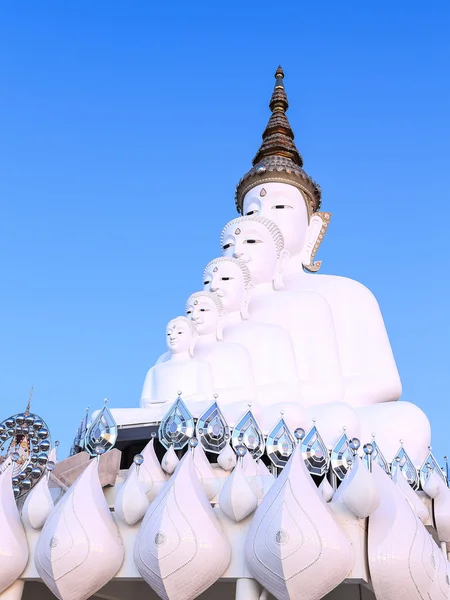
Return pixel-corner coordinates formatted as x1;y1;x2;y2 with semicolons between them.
217;441;236;471
134;452;231;600
423;471;444;499
35;459;124;600
193;443;220;501
368;462;446;600
319;476;334;502
219;459;258;522
243;451;264;499
435;484;450;544
245;445;354;600
0;464;28;594
129;438;167;501
333;457;380;518
257;459;275;496
22;474;54;530
114;466;149;526
392;466;429;523
161;445;179;475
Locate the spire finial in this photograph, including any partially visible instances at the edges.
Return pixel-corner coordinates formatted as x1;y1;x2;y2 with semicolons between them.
25;386;34;415
235;67;322;215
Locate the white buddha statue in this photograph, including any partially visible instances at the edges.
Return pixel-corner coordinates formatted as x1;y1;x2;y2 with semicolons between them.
221;214;345;409
140;316;214;418
185;291;258;425
232;66;430;459
202;257;308;427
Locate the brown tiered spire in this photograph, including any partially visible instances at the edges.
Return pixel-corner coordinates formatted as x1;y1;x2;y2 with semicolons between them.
253;66;303;167
235;67;321;215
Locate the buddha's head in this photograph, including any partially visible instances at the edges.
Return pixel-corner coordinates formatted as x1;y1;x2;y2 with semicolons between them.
235;67;330;272
220;215;288;290
203;257;252;320
186;291;226;341
166;316;198;357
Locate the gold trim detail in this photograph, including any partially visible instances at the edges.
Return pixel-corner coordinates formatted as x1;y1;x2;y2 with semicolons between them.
303;212;332;273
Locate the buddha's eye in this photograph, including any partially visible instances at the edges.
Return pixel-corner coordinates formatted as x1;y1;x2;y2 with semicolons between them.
200;308;210;312
178;331;183;335
243;239;262;244
223;242;234;251
272;204;293;210
221;277;232;281
203;280;211;286
186;309;192;315
246;209;259;216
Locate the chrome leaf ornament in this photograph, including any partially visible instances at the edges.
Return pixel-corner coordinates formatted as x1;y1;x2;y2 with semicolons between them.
266;418;296;468
331;432;353;481
85;399;118;457
364;439;390;475
301;425;330;476
0;411;51;498
158;394;195;450
196;401;230;454
419;450;446;490
391;444;419;490
231;410;265;459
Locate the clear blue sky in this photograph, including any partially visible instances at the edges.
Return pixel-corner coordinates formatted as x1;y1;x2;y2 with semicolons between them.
1;1;449;461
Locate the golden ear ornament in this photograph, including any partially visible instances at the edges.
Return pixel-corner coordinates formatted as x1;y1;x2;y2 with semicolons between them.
302;212;332;273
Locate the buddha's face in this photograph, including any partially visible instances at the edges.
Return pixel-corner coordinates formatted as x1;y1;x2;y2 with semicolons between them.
243;182;308;256
186;296;219;336
203;261;245;313
221;221;278;286
166;319;193;354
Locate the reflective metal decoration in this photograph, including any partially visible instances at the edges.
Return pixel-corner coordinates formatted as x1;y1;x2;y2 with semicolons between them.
158;395;195;450
266;418;296;468
0;411;51;498
391;445;419;490
301;425;330;476
196;402;230;454
419;450;447;489
231;410;265;459
331;433;354;481
364;439;390;475
85;400;118;457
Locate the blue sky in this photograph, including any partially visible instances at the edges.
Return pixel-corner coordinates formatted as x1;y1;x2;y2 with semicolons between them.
1;1;449;461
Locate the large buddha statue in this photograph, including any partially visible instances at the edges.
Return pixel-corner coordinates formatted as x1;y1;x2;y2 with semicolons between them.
232;66;430;461
185;291;258;425
140;316;214;418
202;256;306;430
220;214;345;408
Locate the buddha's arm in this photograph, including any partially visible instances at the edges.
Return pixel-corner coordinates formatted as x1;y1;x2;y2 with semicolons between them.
139;367;155;407
338;283;402;404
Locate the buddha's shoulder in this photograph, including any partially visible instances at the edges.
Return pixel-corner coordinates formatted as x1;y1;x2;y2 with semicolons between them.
299;273;379;305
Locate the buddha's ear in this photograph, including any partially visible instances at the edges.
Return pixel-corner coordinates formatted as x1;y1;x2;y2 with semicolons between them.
216;310;227;341
273;248;291;291
189;331;199;357
241;287;252;320
302;212;332;273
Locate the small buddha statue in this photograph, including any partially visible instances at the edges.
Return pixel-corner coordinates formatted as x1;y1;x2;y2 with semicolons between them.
140;316;214;419
185;291;258;426
221;214;346;408
202;256;306;430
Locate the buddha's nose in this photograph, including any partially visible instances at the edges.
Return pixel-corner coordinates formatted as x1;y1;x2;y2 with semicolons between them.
210;286;218;292
233;251;243;259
